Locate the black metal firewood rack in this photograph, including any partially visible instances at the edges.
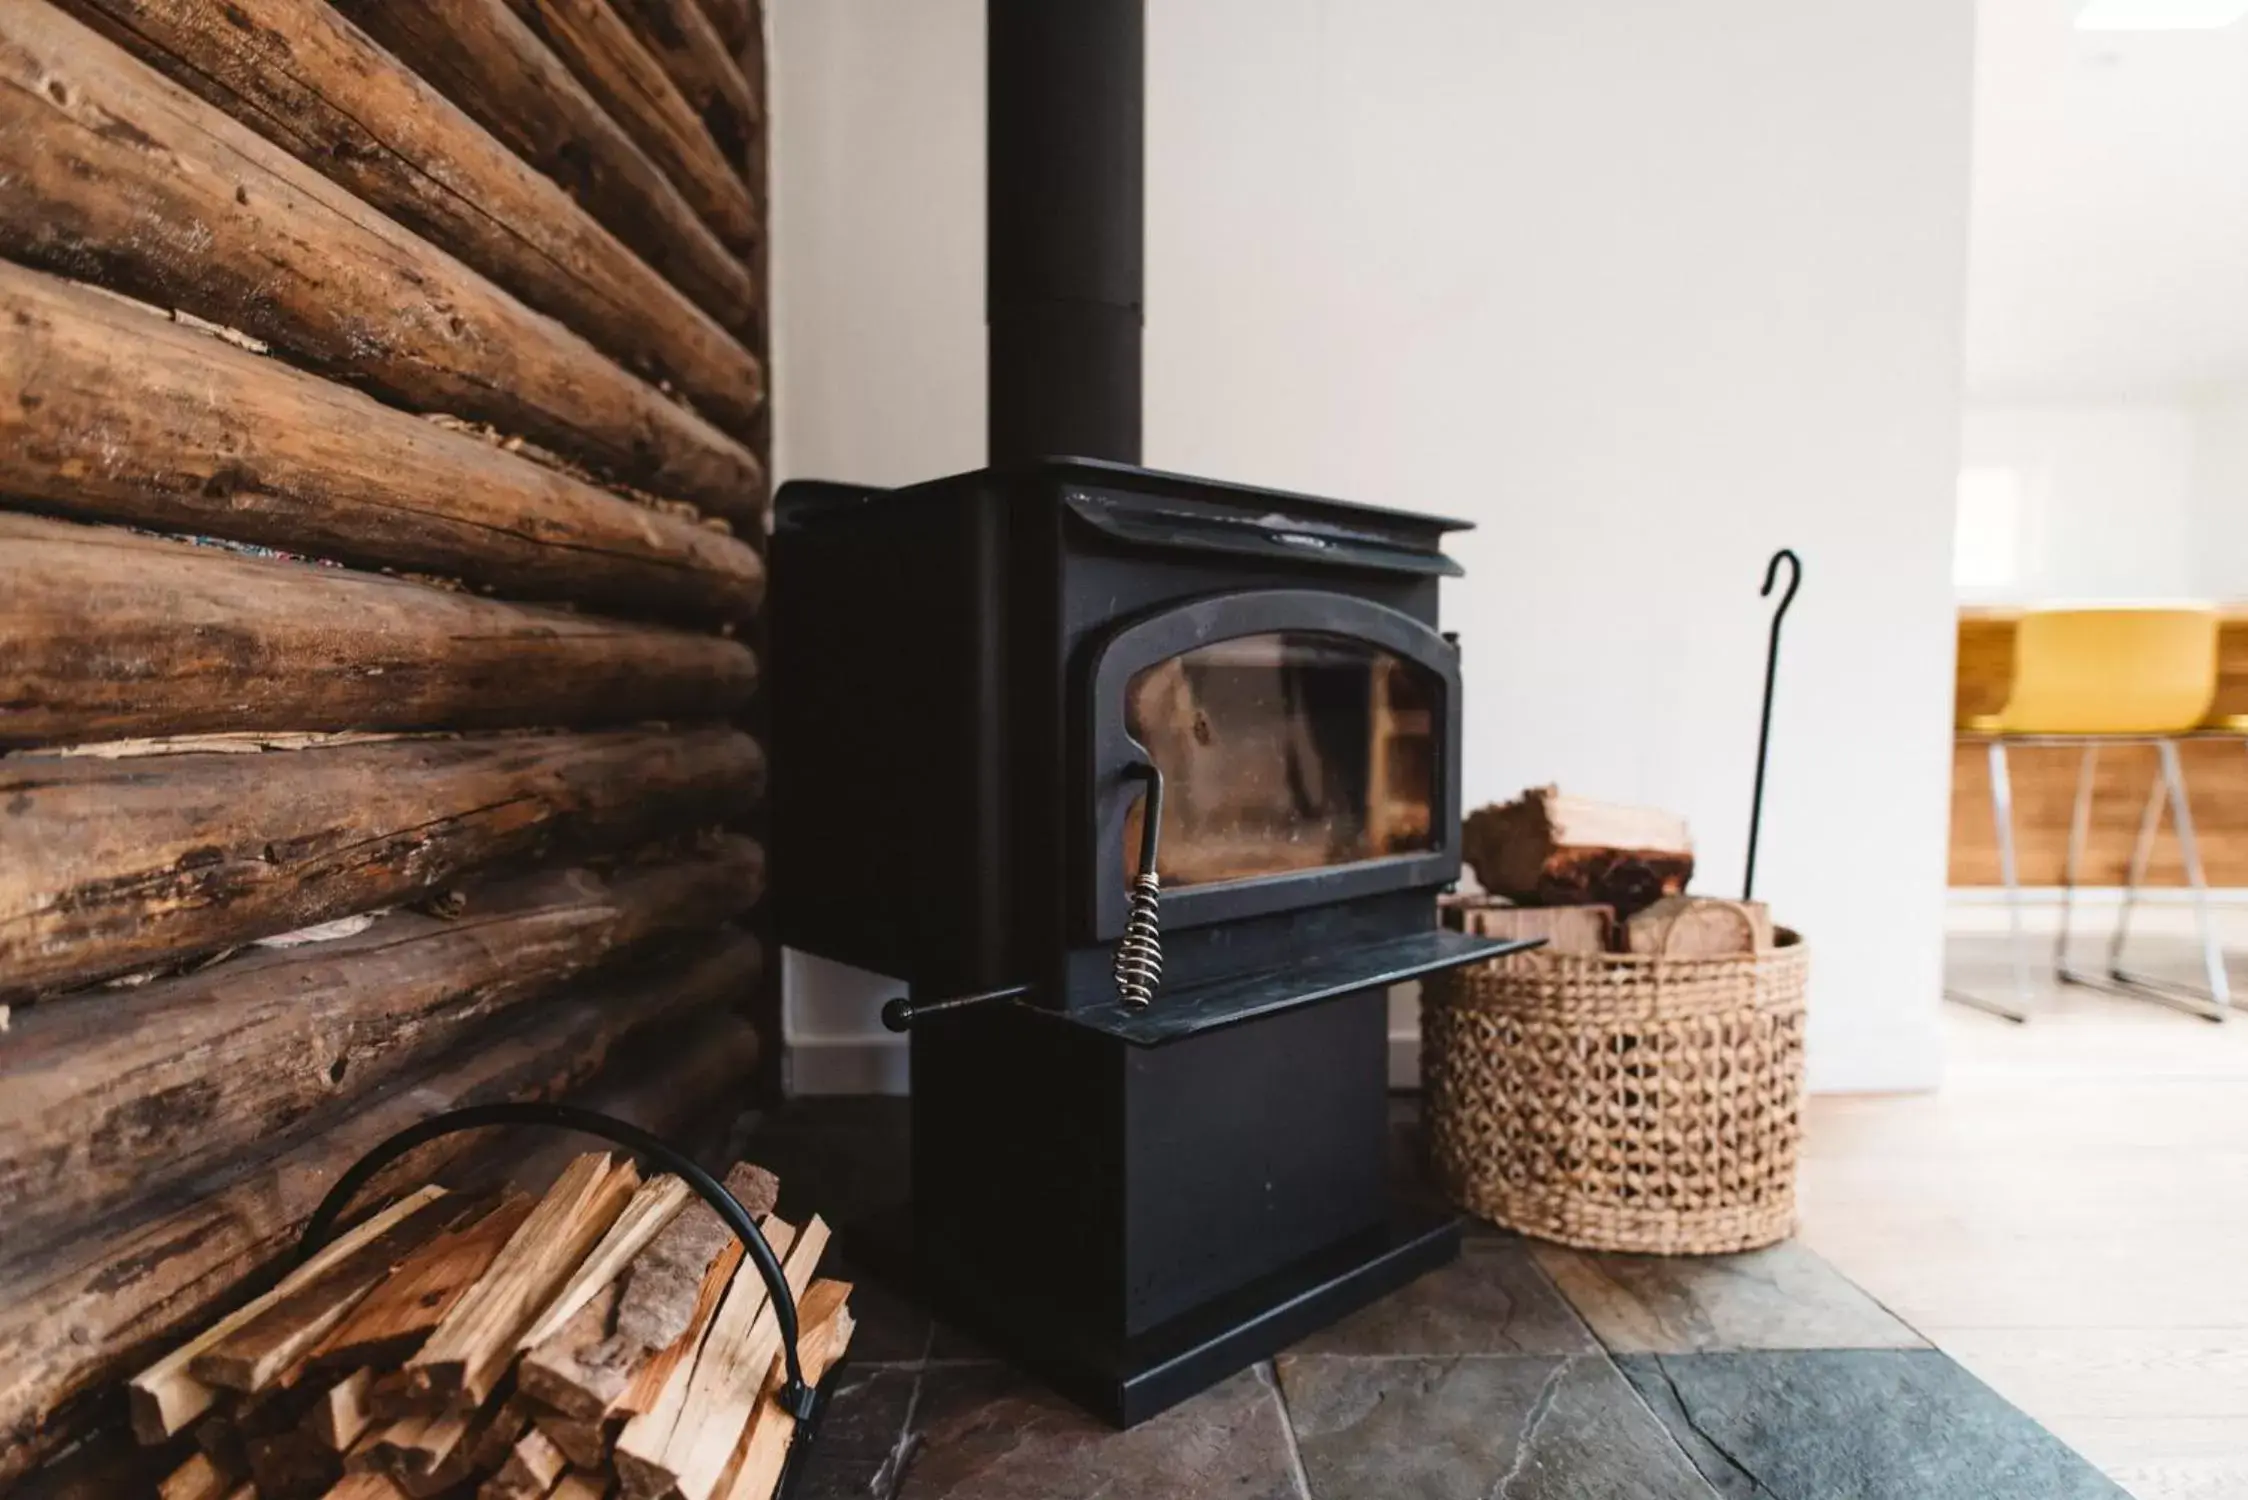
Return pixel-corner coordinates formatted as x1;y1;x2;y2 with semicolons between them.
298;1101;840;1495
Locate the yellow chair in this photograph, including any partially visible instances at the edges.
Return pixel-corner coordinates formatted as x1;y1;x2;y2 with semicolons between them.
1952;606;2230;1022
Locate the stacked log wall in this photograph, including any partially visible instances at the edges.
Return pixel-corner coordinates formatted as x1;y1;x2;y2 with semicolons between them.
0;0;774;1481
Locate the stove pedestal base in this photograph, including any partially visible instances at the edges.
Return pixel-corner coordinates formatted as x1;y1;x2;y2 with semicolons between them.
1021;1200;1459;1426
902;984;1460;1426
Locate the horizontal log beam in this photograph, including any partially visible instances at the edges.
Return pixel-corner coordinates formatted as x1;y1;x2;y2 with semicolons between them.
327;0;764;350
0;842;764;1260
0;929;762;1483
0;514;758;748
501;0;758;253
0;727;763;999
53;0;768;434
611;0;759;180
693;0;754;54
0;265;762;624
435;1007;759;1215
0;6;765;522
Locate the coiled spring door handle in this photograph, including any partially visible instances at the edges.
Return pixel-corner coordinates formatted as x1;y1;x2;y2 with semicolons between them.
1113;762;1165;1010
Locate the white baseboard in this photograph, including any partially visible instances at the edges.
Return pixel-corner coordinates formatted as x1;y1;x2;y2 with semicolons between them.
784;1034;907;1096
1389;1030;1419;1089
1948;887;2248;906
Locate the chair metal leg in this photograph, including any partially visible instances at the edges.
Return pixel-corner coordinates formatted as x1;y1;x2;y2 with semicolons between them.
2103;762;2164;977
2103;739;2231;1022
1947;739;2032;1023
2055;743;2099;986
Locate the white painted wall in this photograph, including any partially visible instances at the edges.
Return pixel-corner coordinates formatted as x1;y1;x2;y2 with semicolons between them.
771;0;1976;1095
1958;405;2199;602
2188;387;2248;599
1968;0;2248;402
1954;395;2248;605
1961;0;2248;609
768;0;985;487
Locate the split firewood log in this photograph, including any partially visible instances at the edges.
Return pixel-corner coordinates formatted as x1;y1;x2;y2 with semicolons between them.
408;1154;641;1405
520;1162;777;1421
1623;896;1774;958
122;1153;836;1500
1462;786;1694;919
1439;898;1613;954
716;1280;857;1500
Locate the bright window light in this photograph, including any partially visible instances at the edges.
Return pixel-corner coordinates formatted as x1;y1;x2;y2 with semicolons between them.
1955;467;2025;590
2075;0;2248;30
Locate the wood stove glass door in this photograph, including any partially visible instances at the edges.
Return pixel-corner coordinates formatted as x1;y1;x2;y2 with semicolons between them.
1087;590;1463;939
1123;634;1436;888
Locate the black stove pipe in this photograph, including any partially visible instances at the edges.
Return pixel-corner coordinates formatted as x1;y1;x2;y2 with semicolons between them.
987;0;1144;465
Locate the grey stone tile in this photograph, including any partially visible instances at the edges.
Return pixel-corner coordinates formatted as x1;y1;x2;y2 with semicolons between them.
741;1095;912;1232
1277;1352;1719;1499
793;1456;894;1500
894;1362;1302;1500
1617;1350;2130;1500
797;1367;919;1499
925;1319;999;1364
1532;1239;1925;1353
1286;1241;1596;1358
827;1259;936;1367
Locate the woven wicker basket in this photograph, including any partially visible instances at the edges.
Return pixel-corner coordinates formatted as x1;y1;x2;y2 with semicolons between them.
1421;929;1809;1254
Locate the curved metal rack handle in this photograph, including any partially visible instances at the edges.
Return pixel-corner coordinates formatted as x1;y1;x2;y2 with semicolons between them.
295;1101;815;1419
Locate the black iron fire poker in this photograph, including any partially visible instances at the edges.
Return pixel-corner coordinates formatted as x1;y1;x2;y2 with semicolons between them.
1744;548;1801;901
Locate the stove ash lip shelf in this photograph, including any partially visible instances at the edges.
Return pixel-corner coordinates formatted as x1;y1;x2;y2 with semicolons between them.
1042;928;1539;1046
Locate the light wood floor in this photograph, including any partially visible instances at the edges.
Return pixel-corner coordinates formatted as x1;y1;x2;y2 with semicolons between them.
1800;909;2248;1500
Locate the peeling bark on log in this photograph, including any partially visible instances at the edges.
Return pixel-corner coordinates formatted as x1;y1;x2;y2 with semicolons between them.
0;514;759;748
0;845;765;1259
0;6;765;519
0;265;763;623
607;0;758;182
0;931;762;1484
326;0;763;348
498;0;758;253
1;726;763;999
51;0;768;434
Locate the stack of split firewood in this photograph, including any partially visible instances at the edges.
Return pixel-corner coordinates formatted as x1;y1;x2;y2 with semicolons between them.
128;1154;852;1500
1454;786;1776;957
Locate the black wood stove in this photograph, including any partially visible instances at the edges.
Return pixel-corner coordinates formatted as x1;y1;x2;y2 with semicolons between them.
769;461;1522;1422
767;0;1521;1425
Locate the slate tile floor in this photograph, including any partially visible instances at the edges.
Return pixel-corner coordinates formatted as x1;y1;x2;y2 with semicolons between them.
747;1096;2130;1500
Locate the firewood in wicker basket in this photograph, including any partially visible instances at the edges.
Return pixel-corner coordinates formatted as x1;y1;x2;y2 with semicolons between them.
1462;787;1693;919
1623;896;1773;958
1438;898;1613;953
